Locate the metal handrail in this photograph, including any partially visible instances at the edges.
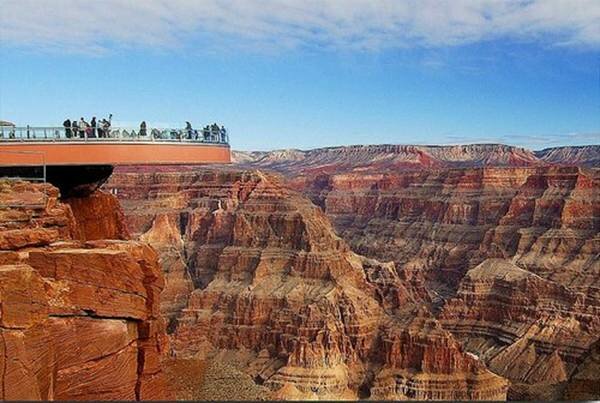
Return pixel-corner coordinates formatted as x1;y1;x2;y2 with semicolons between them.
0;126;230;145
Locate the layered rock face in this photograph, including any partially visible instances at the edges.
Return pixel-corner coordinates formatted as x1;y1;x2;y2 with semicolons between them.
233;145;599;399
296;166;598;289
0;181;171;400
107;167;508;400
297;166;598;396
440;259;599;399
563;339;600;400
65;188;131;240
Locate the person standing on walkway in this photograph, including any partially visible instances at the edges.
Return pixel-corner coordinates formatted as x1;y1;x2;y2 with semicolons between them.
78;117;87;138
63;119;72;138
90;117;97;138
185;121;193;139
72;119;78;139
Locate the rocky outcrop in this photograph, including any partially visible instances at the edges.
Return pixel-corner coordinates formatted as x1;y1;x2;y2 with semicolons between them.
107;167;508;400
65;189;131;240
306;166;598;395
0;180;171;400
563;338;600;400
140;213;194;326
440;259;599;397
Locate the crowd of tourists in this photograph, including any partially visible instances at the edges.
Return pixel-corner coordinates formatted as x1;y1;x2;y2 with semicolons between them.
62;115;112;139
61;115;227;142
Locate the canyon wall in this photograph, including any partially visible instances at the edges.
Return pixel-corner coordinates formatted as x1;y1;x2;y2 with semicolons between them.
297;166;598;289
0;181;171;400
107;167;508;400
296;167;598;398
104;142;598;400
232;144;599;399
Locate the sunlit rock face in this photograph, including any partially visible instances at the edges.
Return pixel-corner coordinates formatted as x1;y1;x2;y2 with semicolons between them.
107;167;508;400
0;181;171;400
535;145;600;166
233;145;599;399
439;258;599;399
312;168;598;398
297;166;598;292
65;189;131;240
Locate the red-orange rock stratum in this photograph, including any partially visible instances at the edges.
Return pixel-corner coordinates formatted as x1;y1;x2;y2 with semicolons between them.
231;145;599;400
0;180;171;400
107;167;508;400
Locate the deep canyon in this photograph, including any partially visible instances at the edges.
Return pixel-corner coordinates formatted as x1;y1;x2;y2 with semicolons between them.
1;144;598;400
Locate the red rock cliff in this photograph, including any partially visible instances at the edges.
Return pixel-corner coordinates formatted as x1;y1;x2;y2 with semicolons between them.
0;181;171;400
107;167;508;400
237;158;599;399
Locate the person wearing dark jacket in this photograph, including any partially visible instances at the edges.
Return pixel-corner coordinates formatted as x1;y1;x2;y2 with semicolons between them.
140;121;147;137
63;119;72;138
71;119;79;137
185;121;193;139
90;117;97;138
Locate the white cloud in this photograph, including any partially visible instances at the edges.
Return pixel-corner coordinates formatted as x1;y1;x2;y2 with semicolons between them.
1;0;600;53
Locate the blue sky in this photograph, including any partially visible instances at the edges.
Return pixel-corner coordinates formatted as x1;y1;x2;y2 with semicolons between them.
1;0;599;151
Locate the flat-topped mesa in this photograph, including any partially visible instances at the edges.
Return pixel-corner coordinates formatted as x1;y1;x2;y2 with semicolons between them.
232;143;543;175
233;143;600;174
107;166;508;400
0;180;171;400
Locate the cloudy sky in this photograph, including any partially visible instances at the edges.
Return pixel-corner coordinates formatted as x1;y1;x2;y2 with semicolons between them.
1;0;599;150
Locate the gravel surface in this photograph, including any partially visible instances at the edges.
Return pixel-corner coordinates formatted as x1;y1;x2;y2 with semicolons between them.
165;357;272;401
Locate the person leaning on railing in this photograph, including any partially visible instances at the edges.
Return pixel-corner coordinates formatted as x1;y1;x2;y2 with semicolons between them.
99;118;110;138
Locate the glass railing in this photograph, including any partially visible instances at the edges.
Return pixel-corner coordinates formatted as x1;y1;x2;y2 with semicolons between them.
0;126;229;145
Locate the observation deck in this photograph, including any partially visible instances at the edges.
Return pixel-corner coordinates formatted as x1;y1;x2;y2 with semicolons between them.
0;125;231;197
0;126;231;166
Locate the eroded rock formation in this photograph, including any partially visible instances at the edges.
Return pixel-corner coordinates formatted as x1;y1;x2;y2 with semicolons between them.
305;167;597;397
294;166;598;293
0;181;171;400
65;188;131;240
234;145;599;399
440;259;599;399
105;139;599;400
107;167;508;400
